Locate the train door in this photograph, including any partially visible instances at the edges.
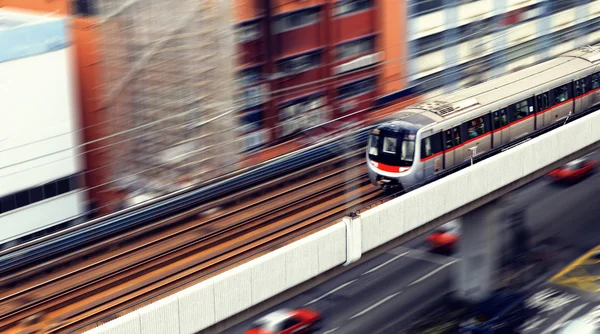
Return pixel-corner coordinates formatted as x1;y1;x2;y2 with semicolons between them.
509;97;535;141
574;78;588;114
548;83;573;124
443;129;455;168
462;114;492;158
535;92;550;128
589;72;600;108
491;108;509;148
420;132;444;179
452;126;464;162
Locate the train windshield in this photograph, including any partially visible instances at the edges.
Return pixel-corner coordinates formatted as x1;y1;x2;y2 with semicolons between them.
368;131;416;167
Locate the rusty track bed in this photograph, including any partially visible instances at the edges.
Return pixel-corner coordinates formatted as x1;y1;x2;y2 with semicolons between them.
1;150;386;333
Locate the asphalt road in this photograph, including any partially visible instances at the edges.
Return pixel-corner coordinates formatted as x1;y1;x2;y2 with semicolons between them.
226;151;600;334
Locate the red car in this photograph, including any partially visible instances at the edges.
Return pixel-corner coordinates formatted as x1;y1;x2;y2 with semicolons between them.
245;308;322;334
426;220;461;253
548;157;597;183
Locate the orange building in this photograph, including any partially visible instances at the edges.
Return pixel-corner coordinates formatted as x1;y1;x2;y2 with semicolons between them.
2;0;410;214
233;0;385;150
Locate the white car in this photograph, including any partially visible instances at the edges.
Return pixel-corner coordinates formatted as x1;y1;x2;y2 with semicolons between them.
559;318;599;334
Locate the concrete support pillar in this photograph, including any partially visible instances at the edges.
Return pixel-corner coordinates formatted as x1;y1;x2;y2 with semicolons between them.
453;201;501;303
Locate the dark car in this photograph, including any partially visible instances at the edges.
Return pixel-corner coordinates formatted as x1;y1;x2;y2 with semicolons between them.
459;290;532;334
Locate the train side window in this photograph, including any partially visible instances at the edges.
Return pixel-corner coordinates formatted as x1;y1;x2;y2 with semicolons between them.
553;84;570;104
421;133;443;159
423;137;432;157
581;79;587;95
514;100;529;120
452;126;461;146
368;135;379;156
444;129;453;149
466;117;486;139
592;73;600;90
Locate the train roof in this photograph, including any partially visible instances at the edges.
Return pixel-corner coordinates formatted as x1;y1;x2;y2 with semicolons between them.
376;110;440;132
414;45;600;122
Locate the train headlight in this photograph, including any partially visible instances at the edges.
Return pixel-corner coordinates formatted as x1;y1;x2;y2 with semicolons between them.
370;160;379;168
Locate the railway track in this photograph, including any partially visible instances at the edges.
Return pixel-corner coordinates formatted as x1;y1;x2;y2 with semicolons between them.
0;149;385;333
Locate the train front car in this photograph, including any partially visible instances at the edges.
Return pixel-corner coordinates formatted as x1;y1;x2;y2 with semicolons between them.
366;120;421;190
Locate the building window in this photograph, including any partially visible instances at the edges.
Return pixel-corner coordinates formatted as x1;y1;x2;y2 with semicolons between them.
243;130;267;151
277;51;321;75
237;68;263;109
74;0;95;15
411;32;444;57
0;174;81;215
336;36;375;60
241;109;264;133
337;76;376;100
278;94;327;136
334;0;373;16
274;7;320;33
235;21;261;43
237;67;261;88
410;0;444;16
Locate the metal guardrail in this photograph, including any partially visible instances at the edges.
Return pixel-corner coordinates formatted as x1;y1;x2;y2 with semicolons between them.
0;125;375;275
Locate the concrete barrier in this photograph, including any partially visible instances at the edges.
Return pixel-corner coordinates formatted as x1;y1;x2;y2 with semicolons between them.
251;248;288;305
85;111;600;334
361;110;600;251
177;280;215;334
343;216;361;265
139;296;179;334
86;311;141;334
84;224;347;334
213;262;253;323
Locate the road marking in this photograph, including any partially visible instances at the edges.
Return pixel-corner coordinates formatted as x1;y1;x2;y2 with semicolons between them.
526;288;579;313
576;305;600;325
550;245;600;283
402;247;460;265
304;280;356;306
362;251;410;275
541;302;588;334
322;327;338;334
521;316;548;332
409;260;458;286
349;291;402;319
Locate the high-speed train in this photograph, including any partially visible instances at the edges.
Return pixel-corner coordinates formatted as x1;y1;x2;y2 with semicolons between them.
367;45;600;189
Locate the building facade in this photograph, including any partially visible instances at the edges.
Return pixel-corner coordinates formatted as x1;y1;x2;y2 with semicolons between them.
0;8;87;244
381;0;600;103
233;0;382;151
